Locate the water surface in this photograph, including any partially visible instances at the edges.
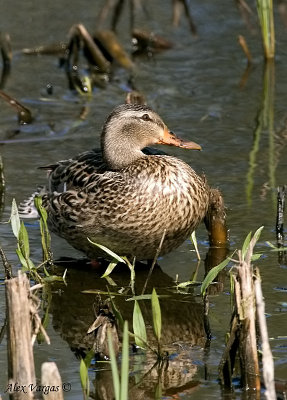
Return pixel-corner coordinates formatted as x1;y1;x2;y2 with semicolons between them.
0;0;286;398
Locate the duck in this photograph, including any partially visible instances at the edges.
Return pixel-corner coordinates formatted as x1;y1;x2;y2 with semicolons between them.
21;103;211;260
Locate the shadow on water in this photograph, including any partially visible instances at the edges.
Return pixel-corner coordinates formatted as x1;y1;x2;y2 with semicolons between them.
49;245;228;399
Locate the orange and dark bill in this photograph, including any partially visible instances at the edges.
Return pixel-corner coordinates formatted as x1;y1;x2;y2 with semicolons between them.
157;126;202;150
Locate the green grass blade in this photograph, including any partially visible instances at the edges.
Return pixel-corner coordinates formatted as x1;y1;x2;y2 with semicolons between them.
16;248;29;270
102;261;119;278
191;230;201;260
155;381;162;400
242;231;252;259
79;358;89;397
133;300;147;348
201;252;235;296
251;253;263;261
108;328;120;400
151;288;161;342
120;321;129;400
19;221;30;259
87;239;126;264
109;291;125;331
10;199;21;238
252;225;264;244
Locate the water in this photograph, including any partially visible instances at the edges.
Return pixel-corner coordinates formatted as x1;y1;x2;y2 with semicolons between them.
0;0;287;398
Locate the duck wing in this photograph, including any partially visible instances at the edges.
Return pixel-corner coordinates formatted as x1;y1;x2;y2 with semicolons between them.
39;149;107;193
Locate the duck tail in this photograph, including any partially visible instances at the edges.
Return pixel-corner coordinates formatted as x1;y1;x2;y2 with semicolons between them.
18;186;47;219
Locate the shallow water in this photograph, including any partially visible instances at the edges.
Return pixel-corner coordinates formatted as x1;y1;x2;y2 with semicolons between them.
0;0;287;399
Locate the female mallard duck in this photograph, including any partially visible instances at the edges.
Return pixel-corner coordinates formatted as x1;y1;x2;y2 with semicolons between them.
23;104;210;260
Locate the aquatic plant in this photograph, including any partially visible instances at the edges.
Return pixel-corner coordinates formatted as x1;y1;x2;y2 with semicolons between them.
10;199;65;284
79;349;94;400
256;0;275;59
108;320;129;400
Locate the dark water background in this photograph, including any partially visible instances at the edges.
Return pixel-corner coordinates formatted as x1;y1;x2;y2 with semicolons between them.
0;0;286;398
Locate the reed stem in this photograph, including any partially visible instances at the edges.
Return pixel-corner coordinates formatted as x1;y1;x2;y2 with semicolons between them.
256;0;275;59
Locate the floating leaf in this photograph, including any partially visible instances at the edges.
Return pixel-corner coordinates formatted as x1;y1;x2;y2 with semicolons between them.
176;280;201;288
151;288;161;342
133;300;147;348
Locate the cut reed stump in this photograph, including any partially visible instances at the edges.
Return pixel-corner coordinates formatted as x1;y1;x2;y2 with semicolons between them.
5;271;36;399
219;230;276;398
219;235;261;392
41;362;64;400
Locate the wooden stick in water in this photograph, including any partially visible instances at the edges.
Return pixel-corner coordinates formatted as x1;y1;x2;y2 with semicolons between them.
5;271;36;399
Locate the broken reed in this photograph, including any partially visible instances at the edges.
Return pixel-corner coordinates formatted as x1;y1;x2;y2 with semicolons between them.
256;0;275;59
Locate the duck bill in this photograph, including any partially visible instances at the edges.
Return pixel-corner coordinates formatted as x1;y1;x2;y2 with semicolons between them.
157;126;202;150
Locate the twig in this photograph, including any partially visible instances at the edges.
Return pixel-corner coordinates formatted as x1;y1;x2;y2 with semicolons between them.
141;229;166;295
0;89;32;124
238;35;253;65
276;185;286;246
0;245;12;279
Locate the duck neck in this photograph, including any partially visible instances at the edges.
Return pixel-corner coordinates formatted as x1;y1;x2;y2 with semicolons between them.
102;135;145;170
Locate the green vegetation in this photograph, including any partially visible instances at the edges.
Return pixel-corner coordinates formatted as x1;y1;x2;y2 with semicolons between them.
256;0;275;59
108;321;129;400
10;198;65;284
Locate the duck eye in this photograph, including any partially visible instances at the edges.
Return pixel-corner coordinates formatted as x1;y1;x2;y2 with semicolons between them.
141;113;151;121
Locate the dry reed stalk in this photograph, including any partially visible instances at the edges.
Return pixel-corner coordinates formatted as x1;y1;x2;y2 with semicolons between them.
238;35;253;64
219;236;261;392
254;269;276;400
41;362;64;400
6;271;36;399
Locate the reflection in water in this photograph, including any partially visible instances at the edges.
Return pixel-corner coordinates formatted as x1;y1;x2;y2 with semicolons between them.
0;156;4;218
246;60;276;207
49;246;227;399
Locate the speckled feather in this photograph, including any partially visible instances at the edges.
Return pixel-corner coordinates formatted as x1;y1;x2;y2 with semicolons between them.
38;104;210;260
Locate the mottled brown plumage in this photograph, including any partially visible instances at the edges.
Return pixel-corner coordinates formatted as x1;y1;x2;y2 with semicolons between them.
40;104;210;260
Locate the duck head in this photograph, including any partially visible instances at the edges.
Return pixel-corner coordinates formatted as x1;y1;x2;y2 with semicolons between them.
101;103;201;170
